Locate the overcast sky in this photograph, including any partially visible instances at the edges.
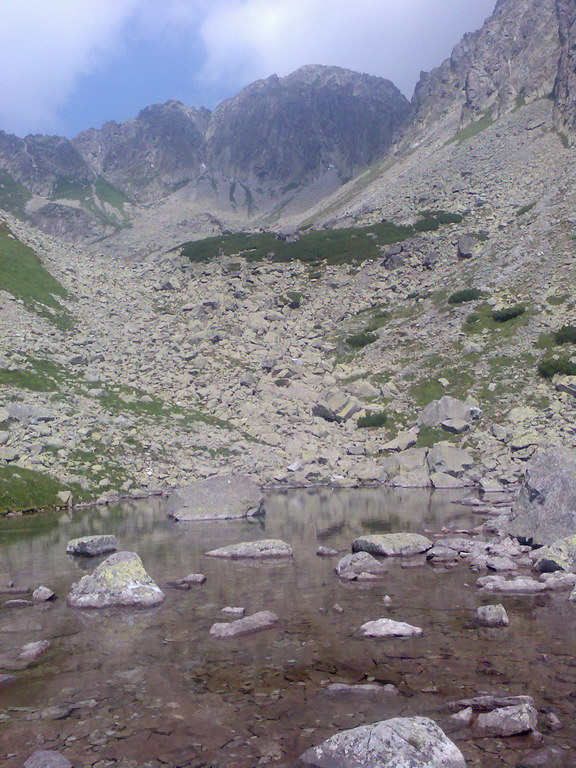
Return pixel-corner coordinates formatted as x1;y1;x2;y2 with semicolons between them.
0;0;497;138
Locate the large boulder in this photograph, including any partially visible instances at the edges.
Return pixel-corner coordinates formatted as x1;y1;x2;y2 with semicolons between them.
533;535;576;573
166;475;264;521
418;396;481;428
503;447;576;545
313;391;361;423
381;447;431;488
352;533;432;557
427;443;474;477
67;551;165;608
300;716;466;767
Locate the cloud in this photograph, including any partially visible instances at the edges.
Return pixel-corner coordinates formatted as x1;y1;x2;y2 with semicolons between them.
0;0;497;136
199;0;497;96
0;0;139;135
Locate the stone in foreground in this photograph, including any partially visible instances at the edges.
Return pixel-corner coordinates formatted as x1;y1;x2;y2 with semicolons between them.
300;716;466;767
166;474;264;521
167;573;206;589
359;618;423;638
66;534;117;557
209;610;278;638
23;752;72;768
475;703;538;737
67;551;165;608
352;532;432;557
476;604;509;627
19;640;50;661
205;539;293;559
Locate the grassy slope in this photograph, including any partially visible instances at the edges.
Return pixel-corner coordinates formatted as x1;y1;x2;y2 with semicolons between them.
0;222;74;329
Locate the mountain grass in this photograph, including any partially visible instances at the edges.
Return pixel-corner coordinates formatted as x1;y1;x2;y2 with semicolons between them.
176;212;463;267
446;110;493;146
0;222;74;329
0;170;31;219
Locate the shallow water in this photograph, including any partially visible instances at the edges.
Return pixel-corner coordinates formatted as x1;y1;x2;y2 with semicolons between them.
0;488;574;768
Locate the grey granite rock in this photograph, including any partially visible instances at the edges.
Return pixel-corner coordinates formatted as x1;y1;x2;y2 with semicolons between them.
166;474;264;521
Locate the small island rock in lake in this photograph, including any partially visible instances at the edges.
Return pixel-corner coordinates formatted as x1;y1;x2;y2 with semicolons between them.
67;551;165;608
167;475;264;521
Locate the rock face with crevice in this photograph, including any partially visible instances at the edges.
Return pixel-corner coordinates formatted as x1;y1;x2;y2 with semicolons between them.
554;0;576;134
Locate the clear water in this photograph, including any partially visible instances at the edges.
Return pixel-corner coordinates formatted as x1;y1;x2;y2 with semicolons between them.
0;488;574;767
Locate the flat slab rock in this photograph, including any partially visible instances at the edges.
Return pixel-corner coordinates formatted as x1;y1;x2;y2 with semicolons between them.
22;752;72;768
475;702;538;737
167;474;264;521
352;532;433;557
300;716;466;768
477;575;546;593
66;534;117;557
359;618;423;638
205;539;293;559
209;610;279;638
167;573;206;589
320;683;399;697
67;551;165;608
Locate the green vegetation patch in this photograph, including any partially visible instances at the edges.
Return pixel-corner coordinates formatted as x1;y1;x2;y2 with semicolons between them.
516;202;536;217
538;357;576;379
555;325;576;345
448;288;483;305
491;305;526;323
0;170;31;219
0;466;76;514
278;291;304;309
546;294;570;306
345;331;378;349
416;426;458;449
446;110;493;146
0;223;74;329
357;411;387;429
414;210;464;232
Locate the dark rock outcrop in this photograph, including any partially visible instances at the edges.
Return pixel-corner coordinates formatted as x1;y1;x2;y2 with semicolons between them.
554;0;576;134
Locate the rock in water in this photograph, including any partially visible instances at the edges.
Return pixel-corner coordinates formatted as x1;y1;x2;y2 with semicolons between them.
300;716;466;767
335;552;388;581
66;535;117;556
205;539;293;559
503;447;576;545
22;752;72;768
359;618;423;638
533;535;576;572
166;474;264;521
67;551;165;608
475;703;538;736
209;610;279;638
352;533;432;557
476;604;509;627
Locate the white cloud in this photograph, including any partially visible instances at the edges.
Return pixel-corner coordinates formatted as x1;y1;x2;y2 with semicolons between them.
0;0;497;136
199;0;497;96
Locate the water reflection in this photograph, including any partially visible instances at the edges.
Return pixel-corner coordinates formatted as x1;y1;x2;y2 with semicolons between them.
0;488;574;768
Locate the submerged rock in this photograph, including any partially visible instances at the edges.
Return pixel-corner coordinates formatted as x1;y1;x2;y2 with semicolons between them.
205;539;293;559
167;474;264;521
477;575;546;593
300;716;466;767
352;532;432;557
359;618;423;638
67;551;165;608
209;610;279;638
66;534;117;557
19;640;50;661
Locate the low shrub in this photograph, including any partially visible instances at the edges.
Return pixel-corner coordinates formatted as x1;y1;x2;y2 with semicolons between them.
555;325;576;345
491;305;526;322
278;291;303;309
537;357;576;379
346;331;378;349
448;288;483;305
357;412;387;428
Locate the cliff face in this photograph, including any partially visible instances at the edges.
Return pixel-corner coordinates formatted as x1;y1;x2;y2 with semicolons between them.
554;0;576;133
204;66;409;193
411;0;560;135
